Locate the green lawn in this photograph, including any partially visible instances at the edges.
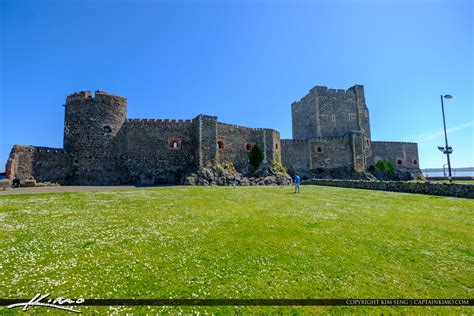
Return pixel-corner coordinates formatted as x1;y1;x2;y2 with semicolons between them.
0;186;472;314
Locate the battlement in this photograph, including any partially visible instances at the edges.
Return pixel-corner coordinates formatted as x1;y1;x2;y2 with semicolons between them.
194;114;218;122
305;84;364;97
12;145;66;154
252;128;275;132
309;85;353;95
281;139;308;143
66;91;93;102
293;84;363;106
217;122;253;130
126;118;192;125
66;90;127;104
309;135;348;140
372;141;418;145
217;122;277;133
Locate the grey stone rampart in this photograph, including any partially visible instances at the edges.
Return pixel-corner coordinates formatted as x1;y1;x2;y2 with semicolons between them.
371;141;420;169
118;119;196;184
216;123;281;171
217;122;253;170
282;134;362;172
281;139;311;173
309;135;354;169
5;145;73;184
302;179;474;199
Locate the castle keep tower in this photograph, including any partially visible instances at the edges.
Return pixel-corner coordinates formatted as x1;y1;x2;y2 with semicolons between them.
285;85;372;172
291;85;371;140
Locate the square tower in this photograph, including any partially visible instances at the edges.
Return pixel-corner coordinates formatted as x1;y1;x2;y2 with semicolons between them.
291;85;371;140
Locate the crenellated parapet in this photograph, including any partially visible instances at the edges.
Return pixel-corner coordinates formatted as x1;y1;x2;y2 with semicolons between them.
126;118;192;125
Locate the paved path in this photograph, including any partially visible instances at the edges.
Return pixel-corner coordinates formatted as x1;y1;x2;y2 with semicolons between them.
0;185;163;196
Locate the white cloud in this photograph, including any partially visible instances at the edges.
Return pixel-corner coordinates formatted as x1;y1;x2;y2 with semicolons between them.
406;121;474;143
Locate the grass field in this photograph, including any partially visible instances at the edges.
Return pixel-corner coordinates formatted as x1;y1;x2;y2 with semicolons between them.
0;186;472;314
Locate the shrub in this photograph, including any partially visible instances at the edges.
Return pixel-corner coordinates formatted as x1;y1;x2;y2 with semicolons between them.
248;145;264;169
222;162;236;172
375;159;395;175
273;160;288;174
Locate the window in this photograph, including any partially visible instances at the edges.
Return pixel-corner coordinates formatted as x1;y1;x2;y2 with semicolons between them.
331;114;336;122
246;143;253;151
397;159;403;165
168;138;181;149
217;140;225;149
413;159;418;165
102;126;112;135
317;146;323;153
275;143;279;150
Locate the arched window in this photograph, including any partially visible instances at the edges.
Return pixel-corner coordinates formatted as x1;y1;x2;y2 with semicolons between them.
275;143;279;150
413;159;418;165
317;146;323;153
168;138;181;149
217;140;225;149
102;126;112;134
246;143;253;151
397;159;403;165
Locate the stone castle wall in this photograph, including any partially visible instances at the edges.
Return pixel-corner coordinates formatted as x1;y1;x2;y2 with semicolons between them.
216;123;280;171
6;90;282;185
371;141;420;170
281;133;366;173
118;119;197;184
6;146;72;184
5;84;422;185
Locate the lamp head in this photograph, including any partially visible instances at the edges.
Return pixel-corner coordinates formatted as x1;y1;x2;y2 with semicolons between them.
443;95;453;99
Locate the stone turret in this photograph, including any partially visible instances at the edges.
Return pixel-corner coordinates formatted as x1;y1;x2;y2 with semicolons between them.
64;90;128;154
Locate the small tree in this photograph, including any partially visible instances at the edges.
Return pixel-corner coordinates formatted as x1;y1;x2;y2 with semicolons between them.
248;145;264;169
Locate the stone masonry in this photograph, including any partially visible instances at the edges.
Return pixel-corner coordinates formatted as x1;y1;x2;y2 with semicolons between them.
5;84;421;185
282;85;420;177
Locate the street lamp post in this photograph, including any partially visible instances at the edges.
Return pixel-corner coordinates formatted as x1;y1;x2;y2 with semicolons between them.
440;94;453;181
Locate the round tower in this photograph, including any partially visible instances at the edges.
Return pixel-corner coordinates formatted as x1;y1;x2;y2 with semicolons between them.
63;90;127;154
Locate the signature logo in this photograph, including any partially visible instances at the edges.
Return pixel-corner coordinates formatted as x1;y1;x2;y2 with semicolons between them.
7;293;84;313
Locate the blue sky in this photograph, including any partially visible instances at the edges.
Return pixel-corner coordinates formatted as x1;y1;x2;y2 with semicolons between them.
1;0;472;171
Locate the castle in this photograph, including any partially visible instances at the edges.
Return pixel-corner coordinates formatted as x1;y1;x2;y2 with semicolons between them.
5;84;421;185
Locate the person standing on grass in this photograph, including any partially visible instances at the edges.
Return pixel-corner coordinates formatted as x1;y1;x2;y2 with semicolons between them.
232;173;237;188
294;174;301;193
